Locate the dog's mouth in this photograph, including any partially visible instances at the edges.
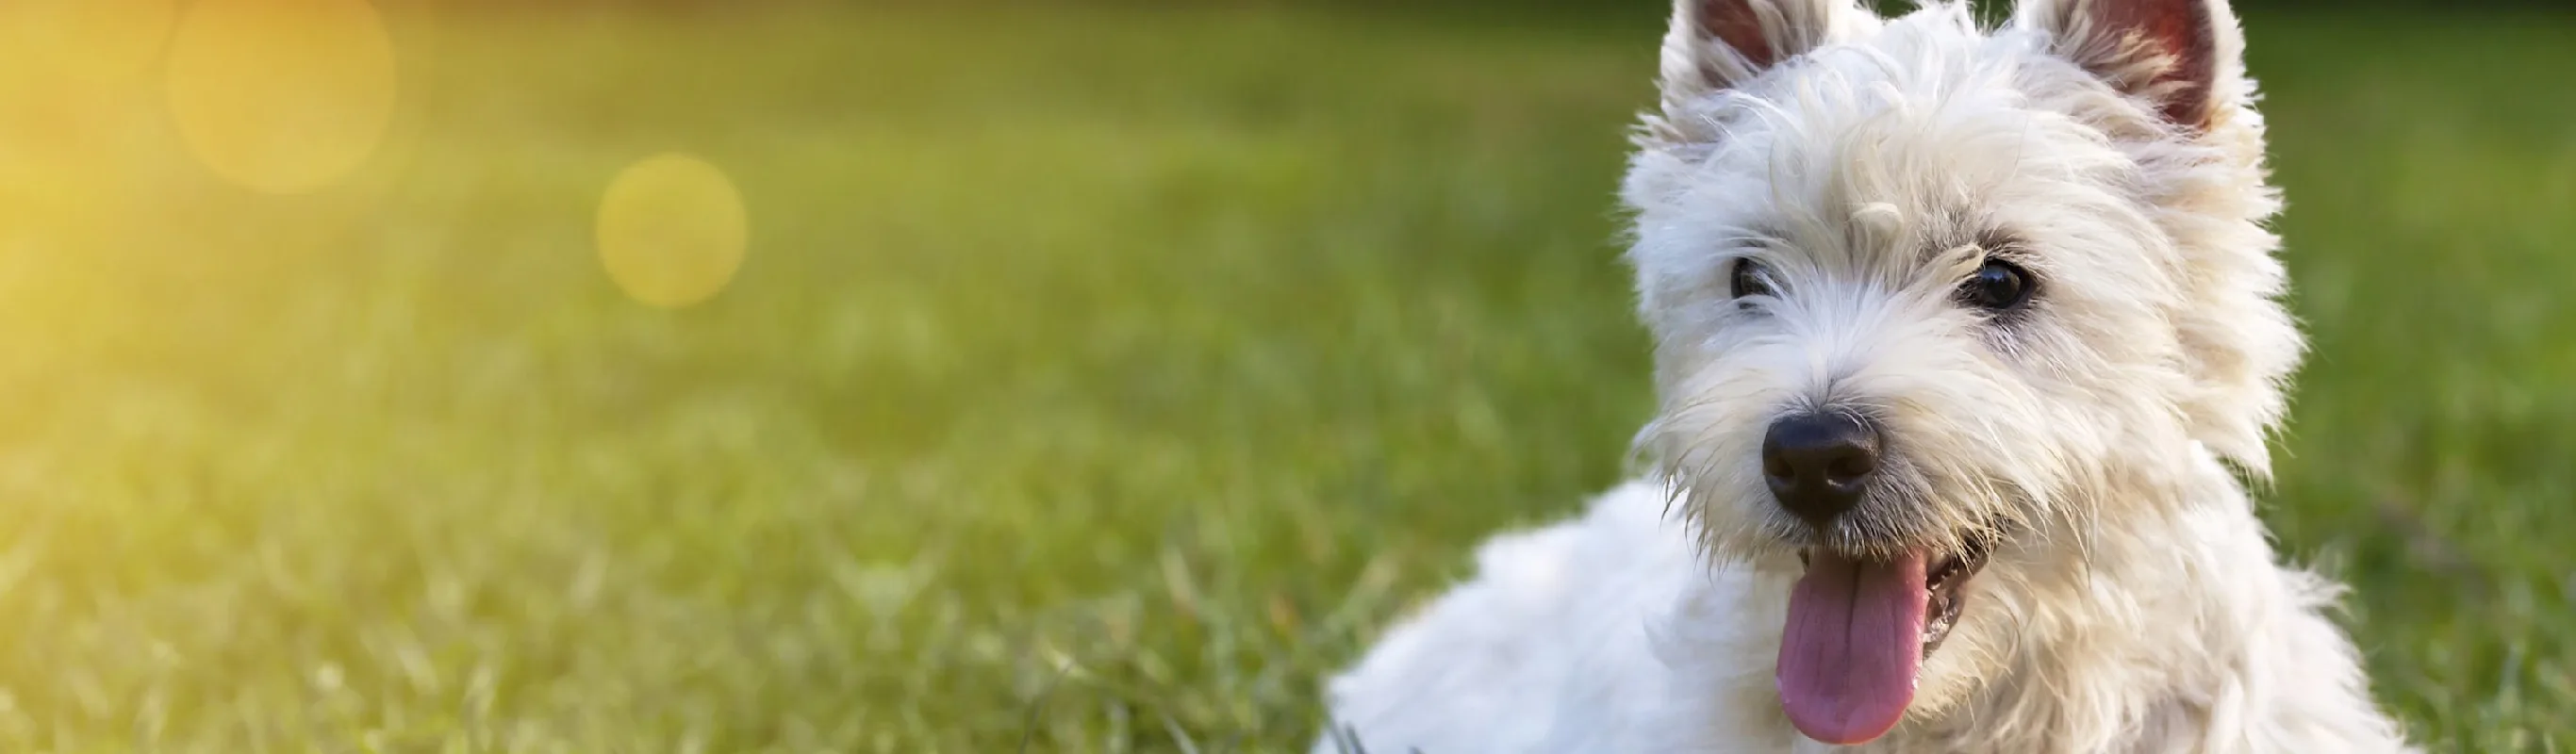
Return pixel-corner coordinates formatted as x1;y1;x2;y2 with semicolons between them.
1775;535;1994;745
1919;536;1991;656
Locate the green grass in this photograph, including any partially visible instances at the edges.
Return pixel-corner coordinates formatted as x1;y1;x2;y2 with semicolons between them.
0;3;2568;751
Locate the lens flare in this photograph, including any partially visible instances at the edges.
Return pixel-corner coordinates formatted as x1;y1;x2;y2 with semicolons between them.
595;154;751;308
164;0;397;194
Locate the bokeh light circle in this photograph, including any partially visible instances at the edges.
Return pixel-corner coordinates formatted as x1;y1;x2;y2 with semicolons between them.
164;0;397;194
595;154;751;308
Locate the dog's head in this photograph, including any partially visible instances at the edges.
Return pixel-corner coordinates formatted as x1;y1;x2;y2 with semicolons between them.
1623;0;2295;744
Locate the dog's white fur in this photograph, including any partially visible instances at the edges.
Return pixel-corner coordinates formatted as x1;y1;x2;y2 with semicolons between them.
1313;0;2418;751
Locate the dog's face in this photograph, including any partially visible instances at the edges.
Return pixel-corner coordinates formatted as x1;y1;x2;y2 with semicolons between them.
1623;0;2298;745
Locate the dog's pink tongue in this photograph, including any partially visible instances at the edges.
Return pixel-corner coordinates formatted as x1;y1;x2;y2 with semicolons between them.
1776;549;1928;745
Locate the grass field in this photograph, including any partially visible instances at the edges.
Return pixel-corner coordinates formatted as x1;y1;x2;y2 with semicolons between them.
0;2;2569;751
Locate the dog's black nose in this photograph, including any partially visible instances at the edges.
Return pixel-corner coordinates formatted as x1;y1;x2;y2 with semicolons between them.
1762;412;1880;528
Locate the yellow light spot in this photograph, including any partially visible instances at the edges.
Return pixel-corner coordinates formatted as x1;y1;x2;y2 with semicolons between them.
595;155;751;308
164;0;397;194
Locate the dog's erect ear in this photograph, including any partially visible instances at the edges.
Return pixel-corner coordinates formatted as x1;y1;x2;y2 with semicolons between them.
2016;0;2244;129
1656;0;1872;113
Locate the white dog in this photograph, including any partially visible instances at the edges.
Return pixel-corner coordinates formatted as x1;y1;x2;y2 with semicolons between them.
1314;0;2418;751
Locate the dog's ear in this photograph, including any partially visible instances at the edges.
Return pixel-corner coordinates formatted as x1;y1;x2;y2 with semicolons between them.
2015;0;2244;129
1655;0;1873;116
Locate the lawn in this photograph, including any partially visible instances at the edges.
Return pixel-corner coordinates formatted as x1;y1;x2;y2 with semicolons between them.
0;2;2568;752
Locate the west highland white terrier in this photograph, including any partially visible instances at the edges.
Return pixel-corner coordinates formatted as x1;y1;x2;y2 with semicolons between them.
1314;0;2419;750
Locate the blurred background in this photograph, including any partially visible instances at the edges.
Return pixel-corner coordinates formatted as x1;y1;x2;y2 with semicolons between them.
0;0;2568;751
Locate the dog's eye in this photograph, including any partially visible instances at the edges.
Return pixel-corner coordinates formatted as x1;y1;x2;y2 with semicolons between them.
1958;259;2034;311
1729;258;1773;299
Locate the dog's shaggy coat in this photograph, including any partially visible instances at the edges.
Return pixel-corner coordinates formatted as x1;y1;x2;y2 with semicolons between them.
1313;0;2418;751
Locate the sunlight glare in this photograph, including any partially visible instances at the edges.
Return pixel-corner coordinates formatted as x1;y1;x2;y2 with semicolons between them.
7;0;179;80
